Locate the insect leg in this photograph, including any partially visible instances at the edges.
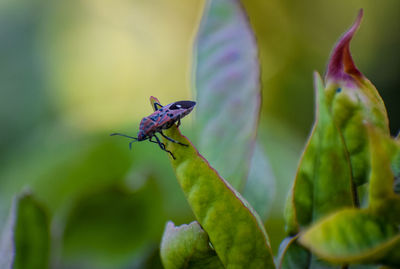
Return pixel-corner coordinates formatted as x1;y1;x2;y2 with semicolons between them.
110;133;138;150
151;135;176;160
154;102;163;111
160;131;188;147
149;136;165;148
176;117;181;127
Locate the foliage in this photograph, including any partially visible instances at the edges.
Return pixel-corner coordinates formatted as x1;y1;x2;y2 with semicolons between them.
0;0;399;269
159;4;400;269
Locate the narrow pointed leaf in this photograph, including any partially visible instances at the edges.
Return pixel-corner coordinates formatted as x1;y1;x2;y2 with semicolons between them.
0;193;50;269
160;221;224;269
151;97;275;268
324;9;389;186
300;209;400;267
285;72;354;234
193;0;261;190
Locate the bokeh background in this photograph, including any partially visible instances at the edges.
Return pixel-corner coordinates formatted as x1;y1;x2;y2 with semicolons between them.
0;0;399;268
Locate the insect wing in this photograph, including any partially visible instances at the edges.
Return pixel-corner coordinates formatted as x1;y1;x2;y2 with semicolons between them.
169;101;196;110
146;100;196;130
139;117;156;134
156;110;175;126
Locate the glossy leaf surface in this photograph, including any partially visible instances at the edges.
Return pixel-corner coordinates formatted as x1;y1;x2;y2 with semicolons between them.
160;221;223;269
151;96;275;268
193;0;261;190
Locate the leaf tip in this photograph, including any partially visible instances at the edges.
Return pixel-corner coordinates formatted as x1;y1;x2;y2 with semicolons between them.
325;9;364;86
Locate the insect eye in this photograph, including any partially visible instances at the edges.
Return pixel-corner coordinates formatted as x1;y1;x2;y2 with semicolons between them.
336;87;342;93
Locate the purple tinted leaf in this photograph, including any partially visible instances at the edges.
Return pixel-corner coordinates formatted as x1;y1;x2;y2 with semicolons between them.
0;193;50;269
193;0;261;190
323;9;389;186
0;199;16;269
242;142;276;221
325;9;364;87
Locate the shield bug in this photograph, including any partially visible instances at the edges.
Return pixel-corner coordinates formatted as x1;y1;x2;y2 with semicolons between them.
111;100;196;159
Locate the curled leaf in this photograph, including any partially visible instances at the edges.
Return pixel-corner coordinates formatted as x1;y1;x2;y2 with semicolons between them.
151;97;275;268
160;221;223;269
325;9;364;87
324;9;389;186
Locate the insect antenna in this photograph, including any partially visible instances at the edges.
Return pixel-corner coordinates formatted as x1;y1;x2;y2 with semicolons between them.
110;133;138;139
110;133;138;150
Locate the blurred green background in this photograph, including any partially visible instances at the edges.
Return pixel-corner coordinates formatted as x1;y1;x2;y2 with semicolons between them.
0;0;399;268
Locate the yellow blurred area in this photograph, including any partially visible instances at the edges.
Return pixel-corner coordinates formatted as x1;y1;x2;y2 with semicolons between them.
39;0;203;130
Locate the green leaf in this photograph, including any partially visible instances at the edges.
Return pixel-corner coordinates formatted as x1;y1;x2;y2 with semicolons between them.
299;208;400;267
193;0;261;190
0;193;50;269
160;221;224;269
242;142;276;221
285;72;354;234
151;96;275;268
278;236;310;269
366;125;400;224
278;234;340;269
324;10;390;186
391;142;400;195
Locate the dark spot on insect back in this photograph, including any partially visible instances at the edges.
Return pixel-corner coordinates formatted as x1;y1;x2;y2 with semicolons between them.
170;101;196;110
168;113;173;117
150;114;159;121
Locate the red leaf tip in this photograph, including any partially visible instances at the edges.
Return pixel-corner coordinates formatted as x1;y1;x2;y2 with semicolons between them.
325;9;364;86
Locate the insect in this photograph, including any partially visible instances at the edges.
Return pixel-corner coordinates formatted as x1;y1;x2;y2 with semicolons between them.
111;100;196;159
